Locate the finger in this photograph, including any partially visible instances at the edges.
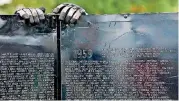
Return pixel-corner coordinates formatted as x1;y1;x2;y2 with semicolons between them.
65;3;88;15
70;10;82;24
53;3;69;14
36;8;45;20
23;9;34;23
59;5;73;21
16;10;29;19
31;9;39;23
65;6;78;23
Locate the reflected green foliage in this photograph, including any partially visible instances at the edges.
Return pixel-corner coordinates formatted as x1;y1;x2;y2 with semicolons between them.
0;0;178;14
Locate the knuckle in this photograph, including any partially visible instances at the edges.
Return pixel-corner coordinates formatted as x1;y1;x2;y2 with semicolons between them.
54;3;72;14
62;6;71;12
55;4;66;10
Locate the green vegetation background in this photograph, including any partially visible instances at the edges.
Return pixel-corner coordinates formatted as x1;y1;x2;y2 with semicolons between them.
0;0;178;14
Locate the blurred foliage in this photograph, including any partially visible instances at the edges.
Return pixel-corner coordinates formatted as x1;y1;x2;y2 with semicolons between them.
0;0;178;14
